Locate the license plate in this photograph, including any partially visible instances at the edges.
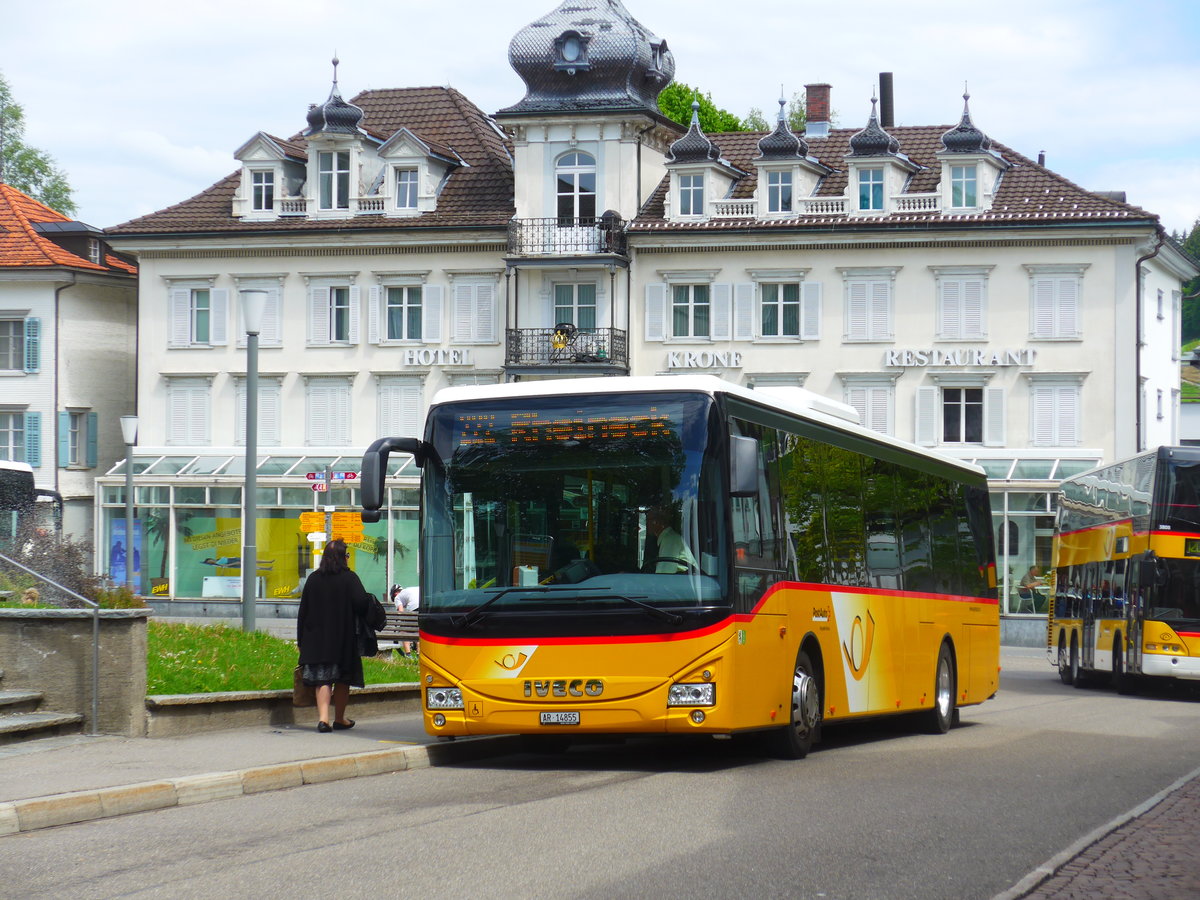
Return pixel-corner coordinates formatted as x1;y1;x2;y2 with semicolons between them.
539;711;580;726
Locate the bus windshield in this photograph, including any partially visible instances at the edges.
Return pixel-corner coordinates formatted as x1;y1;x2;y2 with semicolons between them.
0;462;36;549
1160;457;1200;532
420;391;728;633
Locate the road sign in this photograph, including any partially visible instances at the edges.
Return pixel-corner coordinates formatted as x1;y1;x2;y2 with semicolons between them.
311;482;327;492
332;531;365;543
305;472;325;481
331;511;361;527
299;512;324;530
331;471;359;481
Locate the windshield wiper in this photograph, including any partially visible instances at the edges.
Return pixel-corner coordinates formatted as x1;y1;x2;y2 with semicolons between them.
454;586;552;628
453;586;684;627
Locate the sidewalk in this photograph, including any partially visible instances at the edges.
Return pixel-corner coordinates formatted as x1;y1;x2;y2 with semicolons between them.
0;711;517;836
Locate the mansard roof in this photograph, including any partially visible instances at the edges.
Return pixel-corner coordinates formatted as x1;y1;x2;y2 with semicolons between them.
107;86;513;236
632;124;1157;231
0;183;135;274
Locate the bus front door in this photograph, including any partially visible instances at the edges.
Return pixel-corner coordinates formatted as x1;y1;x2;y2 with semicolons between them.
1081;593;1096;671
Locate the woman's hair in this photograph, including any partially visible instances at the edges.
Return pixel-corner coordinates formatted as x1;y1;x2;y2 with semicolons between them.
317;539;350;575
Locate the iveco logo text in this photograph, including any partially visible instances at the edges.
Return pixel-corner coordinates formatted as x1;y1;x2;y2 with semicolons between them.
523;679;604;698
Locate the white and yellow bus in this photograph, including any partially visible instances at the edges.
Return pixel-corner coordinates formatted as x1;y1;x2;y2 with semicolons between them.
361;376;999;757
1050;446;1200;691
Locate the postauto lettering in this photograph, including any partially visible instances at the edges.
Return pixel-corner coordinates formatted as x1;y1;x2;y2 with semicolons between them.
523;679;604;698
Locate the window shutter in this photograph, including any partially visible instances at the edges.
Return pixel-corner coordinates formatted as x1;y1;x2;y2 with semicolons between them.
453;283;475;342
209;289;228;345
734;283;755;340
475;282;496;343
645;283;666;342
379;379;422;438
24;412;41;468
307;385;328;445
984;385;1006;447
963;278;985;338
169;290;191;348
1057;386;1079;446
801;282;822;340
260;383;281;446
710;283;732;340
347;286;361;344
870;280;890;339
940;279;961;339
423;285;443;343
868;386;891;435
368;286;381;344
915;387;938;446
1057;278;1079;338
263;287;283;346
309;286;331;344
846;386;867;426
846;282;868;339
235;382;246;445
57;411;70;467
86;412;98;467
1031;278;1055;338
23;318;41;372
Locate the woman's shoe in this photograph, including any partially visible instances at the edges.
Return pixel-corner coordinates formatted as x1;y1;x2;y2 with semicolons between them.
333;719;355;731
317;721;332;733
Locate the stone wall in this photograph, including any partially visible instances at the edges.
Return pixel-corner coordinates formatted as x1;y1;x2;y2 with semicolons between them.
0;609;149;736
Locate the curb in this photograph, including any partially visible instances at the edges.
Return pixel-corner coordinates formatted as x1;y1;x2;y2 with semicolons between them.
0;734;520;837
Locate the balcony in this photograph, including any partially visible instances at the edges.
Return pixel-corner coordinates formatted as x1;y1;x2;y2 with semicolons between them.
507;217;628;259
505;327;628;372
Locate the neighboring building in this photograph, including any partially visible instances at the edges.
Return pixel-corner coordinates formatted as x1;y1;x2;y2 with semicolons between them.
0;182;137;548
104;0;1199;642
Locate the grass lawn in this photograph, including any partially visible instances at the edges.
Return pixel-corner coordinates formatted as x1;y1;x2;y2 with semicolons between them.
147;621;418;694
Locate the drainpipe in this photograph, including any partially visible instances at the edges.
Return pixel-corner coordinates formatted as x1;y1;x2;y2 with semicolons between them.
1135;233;1165;452
53;275;77;498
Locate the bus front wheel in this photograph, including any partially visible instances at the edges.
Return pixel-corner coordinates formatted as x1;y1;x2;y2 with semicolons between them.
922;643;956;734
1112;634;1136;695
770;649;821;760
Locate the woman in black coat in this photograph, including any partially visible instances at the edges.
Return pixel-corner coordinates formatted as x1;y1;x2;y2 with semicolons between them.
297;539;371;732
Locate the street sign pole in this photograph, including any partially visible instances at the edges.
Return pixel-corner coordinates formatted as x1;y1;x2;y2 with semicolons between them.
324;464;334;546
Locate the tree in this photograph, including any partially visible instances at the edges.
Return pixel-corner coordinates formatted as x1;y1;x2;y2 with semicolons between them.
1177;218;1200;343
0;72;76;215
745;92;807;133
658;81;746;134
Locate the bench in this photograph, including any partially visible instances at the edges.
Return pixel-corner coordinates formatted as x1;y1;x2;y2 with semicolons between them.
376;609;420;652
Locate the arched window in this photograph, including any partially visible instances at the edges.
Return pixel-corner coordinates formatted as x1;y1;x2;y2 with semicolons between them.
556;152;596;224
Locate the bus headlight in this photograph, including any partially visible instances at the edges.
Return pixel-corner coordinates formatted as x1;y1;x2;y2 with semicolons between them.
426;687;464;709
668;683;715;706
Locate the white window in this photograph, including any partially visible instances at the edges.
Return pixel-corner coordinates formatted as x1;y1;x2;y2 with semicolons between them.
0;411;27;462
166;378;212;446
843;381;894;436
1030;382;1080;446
305;378;352;445
377;376;422;439
678;174;704;216
916;383;1004;447
60;410;97;467
672;284;710;338
87;239;103;264
843;276;893;341
308;284;360;345
252;171;275;211
858;168;883;211
369;283;442;345
235;378;282;446
318;151;350;210
0;318;40;372
760;283;803;338
767;171;792;213
386;286;423;340
556;152;596;222
451;278;497;343
168;286;227;348
395;168;418;209
554;283;597;330
951;165;977;208
1028;269;1082;339
936;273;987;340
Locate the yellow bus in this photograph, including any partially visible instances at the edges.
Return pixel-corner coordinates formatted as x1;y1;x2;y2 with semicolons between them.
1050;446;1200;692
361;376;999;758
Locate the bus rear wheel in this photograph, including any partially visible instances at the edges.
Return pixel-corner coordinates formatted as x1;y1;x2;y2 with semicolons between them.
770;649;821;760
922;642;956;734
1057;636;1074;685
1071;635;1090;689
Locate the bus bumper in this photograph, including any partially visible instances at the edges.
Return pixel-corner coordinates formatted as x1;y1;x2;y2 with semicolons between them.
1140;653;1200;680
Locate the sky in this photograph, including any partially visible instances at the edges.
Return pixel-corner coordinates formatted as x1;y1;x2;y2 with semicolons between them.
2;0;1198;234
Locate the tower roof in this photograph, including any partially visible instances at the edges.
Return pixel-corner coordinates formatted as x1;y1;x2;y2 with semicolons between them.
304;57;365;136
940;90;992;153
848;95;901;157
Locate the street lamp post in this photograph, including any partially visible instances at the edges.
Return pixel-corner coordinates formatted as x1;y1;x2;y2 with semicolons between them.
240;290;268;632
118;415;138;593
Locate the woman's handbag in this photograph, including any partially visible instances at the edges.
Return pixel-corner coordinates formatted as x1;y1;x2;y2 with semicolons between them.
356;593;388;657
292;666;316;707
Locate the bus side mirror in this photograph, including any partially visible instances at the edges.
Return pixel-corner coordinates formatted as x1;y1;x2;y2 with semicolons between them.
361;437;425;517
729;435;759;497
1140;550;1169;588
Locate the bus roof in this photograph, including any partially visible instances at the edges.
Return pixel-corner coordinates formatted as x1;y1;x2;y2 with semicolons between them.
0;460;34;476
430;375;986;479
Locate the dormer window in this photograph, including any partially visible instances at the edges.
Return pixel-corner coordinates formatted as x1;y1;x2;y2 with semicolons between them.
767;171;793;214
553;31;591;74
858;169;884;211
678;174;704;217
318;151;351;210
87;239;103;265
395;168;418;209
252;171;275;211
951;165;978;208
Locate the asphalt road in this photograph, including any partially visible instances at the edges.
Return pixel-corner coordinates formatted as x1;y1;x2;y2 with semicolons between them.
4;649;1199;900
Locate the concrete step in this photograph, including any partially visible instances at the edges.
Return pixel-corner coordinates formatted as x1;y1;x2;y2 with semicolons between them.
0;712;85;746
0;690;44;714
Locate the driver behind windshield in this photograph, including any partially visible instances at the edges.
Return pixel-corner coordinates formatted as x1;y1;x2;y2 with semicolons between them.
646;505;697;574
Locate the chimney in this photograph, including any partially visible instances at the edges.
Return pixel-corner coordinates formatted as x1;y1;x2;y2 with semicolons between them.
1037;150;1046;166
879;73;894;128
805;83;831;137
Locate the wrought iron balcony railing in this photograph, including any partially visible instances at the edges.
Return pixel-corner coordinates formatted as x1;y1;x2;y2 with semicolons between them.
505;327;628;368
507;217;628;257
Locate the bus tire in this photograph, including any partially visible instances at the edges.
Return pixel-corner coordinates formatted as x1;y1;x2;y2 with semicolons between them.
770;649;821;760
1112;634;1136;695
1071;635;1090;689
1057;635;1074;685
922;642;956;734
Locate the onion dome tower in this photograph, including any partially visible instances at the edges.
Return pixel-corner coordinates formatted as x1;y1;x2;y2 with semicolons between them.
848;95;901;157
304;57;365;136
667;100;721;163
940;90;992;153
755;96;810;161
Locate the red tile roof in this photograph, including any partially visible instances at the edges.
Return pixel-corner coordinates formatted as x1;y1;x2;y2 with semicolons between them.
0;183;135;273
